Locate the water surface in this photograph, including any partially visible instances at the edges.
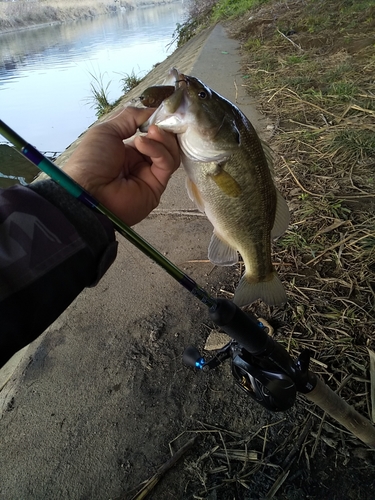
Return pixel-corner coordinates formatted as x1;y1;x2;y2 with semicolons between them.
0;3;183;155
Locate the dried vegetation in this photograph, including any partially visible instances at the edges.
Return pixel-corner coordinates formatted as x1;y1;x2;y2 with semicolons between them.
145;1;375;498
229;0;375;412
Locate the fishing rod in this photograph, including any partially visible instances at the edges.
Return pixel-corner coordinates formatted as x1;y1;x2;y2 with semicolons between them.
1;119;374;448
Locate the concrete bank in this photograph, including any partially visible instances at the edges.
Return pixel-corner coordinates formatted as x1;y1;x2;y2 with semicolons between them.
0;24;267;499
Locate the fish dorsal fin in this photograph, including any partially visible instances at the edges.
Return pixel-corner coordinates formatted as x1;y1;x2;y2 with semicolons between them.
185;177;205;212
260;139;275;176
210;167;241;197
271;189;290;240
208;232;238;266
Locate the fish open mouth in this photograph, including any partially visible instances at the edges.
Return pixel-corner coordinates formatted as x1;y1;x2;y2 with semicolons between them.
166;67;188;90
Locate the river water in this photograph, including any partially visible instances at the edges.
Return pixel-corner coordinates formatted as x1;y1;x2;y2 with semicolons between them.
0;2;184;164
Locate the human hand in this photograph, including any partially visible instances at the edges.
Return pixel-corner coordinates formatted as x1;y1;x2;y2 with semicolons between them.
63;106;180;226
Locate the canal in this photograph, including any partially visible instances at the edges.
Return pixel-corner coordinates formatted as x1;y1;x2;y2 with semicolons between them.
0;2;184;187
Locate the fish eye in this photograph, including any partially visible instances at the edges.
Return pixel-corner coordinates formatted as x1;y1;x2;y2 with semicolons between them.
198;91;207;99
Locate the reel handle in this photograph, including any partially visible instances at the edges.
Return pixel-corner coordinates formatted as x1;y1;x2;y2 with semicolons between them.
183;346;205;369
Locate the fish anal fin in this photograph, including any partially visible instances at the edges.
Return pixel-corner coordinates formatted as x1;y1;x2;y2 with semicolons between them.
185;177;205;212
233;271;287;307
208;232;238;266
271;190;290;240
210;169;241;197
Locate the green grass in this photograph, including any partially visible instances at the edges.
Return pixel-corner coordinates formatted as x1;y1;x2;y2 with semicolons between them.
88;69;144;118
121;70;143;94
278;230;308;251
212;0;271;21
171;20;201;48
285;54;308;65
300;0;375;33
323;63;354;83
328;129;375;162
88;72;113;118
327;81;358;100
173;0;273;42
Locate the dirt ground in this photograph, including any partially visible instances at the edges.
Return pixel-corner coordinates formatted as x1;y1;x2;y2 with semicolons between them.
111;319;374;499
111;293;375;500
1;2;375;499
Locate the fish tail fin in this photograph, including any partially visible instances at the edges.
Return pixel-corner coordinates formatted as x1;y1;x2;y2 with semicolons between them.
233;272;287;307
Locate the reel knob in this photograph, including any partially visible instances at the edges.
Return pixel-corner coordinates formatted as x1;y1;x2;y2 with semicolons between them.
183;346;205;369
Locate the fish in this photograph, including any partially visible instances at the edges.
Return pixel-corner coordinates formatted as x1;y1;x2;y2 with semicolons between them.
140;69;290;307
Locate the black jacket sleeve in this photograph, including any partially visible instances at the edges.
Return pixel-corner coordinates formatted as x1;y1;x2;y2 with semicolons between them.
0;180;118;367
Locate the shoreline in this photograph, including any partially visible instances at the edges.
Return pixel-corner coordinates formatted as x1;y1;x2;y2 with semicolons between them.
0;0;180;35
0;19;64;35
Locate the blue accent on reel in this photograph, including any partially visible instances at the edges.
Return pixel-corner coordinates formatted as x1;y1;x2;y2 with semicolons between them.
195;357;205;369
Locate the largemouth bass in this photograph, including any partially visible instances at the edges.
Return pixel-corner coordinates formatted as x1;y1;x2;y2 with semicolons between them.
141;69;289;307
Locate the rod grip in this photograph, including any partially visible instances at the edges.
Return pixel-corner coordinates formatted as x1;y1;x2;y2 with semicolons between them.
209;298;272;355
305;376;375;448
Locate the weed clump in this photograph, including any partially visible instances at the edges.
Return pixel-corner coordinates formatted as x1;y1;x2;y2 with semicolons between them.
88;73;114;118
88;70;143;118
121;70;143;94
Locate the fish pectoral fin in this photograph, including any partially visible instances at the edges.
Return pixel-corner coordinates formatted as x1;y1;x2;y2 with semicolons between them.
209;168;241;197
208;232;238;266
271;190;290;240
233;271;287;307
185;177;205;212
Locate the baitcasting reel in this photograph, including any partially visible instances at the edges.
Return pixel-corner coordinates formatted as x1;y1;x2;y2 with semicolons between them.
183;310;313;413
